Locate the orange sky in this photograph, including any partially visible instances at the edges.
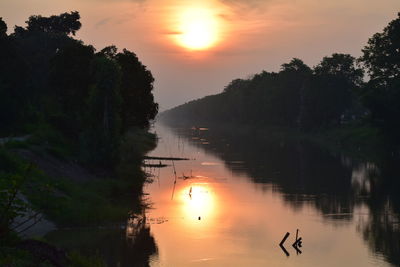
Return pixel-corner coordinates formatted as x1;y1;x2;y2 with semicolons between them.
1;0;399;110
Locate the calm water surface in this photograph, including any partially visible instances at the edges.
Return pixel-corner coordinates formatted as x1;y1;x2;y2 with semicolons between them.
144;123;399;267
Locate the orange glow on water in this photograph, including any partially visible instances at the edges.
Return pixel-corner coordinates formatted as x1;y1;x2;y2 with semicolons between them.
180;184;217;224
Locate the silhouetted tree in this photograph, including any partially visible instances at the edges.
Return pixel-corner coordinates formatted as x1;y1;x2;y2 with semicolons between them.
80;56;122;163
0;18;29;133
0;18;7;38
99;45;118;59
26;11;81;36
279;58;312;127
49;41;95;138
301;54;363;129
360;12;400;135
0;13;158;163
115;49;158;130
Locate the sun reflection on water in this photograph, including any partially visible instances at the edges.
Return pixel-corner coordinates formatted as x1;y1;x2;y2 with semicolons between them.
180;184;217;225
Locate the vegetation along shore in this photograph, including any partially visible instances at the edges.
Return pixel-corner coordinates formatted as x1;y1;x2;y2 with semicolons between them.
0;12;158;266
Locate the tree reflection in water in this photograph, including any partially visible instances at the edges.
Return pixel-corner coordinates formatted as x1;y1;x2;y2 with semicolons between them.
46;214;158;267
168;124;400;266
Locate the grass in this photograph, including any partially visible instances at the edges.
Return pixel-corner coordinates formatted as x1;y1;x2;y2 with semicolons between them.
68;251;106;267
0;246;53;267
30;174;148;227
24;128;157;226
0;125;157;226
0;126;157;264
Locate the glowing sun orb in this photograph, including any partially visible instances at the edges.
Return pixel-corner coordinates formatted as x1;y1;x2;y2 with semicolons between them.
177;7;219;50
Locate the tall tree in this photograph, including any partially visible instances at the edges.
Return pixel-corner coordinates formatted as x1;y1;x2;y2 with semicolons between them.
49;41;95;138
115;49;158;130
10;11;80;119
360;13;400;134
26;11;81;36
279;58;312;127
80;56;122;163
0;18;29;133
301;54;363;129
0;18;7;38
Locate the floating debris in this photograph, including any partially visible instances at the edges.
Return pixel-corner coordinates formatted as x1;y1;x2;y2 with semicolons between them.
144;156;190;161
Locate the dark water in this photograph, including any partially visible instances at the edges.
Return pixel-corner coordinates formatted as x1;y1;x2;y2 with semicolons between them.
47;123;400;266
144;123;400;267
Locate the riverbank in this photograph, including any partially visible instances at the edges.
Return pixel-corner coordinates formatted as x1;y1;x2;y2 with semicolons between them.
0;127;157;266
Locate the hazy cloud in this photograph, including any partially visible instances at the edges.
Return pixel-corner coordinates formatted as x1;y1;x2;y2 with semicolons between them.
162;31;182;35
219;0;276;13
90;0;146;2
220;0;269;8
95;17;111;28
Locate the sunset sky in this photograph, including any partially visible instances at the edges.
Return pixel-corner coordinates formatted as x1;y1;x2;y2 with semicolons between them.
1;0;399;110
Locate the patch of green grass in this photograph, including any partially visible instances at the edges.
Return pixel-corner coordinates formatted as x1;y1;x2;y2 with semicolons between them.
0;246;53;267
1;127;157;264
23;128;157;226
30;177;143;226
68;251;106;267
3;140;31;150
1;130;153;227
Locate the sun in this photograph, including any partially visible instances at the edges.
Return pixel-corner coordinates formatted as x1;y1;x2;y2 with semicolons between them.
177;7;219;50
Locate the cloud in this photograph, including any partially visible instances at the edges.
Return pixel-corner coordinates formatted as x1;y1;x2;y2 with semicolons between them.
220;0;268;8
219;0;275;12
90;0;146;2
217;0;282;23
93;9;140;29
95;17;111;28
162;31;182;35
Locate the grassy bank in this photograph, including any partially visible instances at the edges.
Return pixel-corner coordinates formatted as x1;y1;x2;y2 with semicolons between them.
0;126;157;266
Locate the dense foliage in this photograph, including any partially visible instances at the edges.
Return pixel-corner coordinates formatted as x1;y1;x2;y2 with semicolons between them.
162;54;363;130
0;12;158;264
162;13;400;137
0;12;158;164
360;12;400;136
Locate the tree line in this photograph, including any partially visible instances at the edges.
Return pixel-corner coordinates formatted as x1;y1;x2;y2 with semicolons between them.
161;12;400;138
0;12;158;164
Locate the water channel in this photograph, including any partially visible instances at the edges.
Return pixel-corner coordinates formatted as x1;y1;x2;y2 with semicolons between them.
142;122;399;266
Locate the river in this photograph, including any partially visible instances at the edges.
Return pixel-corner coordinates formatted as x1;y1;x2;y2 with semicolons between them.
45;122;400;266
143;122;399;267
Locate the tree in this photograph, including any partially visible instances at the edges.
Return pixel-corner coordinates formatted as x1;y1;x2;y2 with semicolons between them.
361;12;400;81
315;53;363;86
80;56;122;163
115;49;158;130
26;11;81;36
9;12;80;122
281;58;312;74
0;18;7;38
279;59;312;127
49;41;95;138
0;18;30;133
99;45;118;59
360;13;400;134
298;54;363;129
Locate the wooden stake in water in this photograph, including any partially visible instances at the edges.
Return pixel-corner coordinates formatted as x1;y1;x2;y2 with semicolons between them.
171;159;177;200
